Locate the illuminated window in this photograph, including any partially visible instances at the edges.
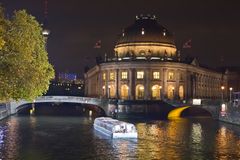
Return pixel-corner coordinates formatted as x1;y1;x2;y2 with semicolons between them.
121;71;128;80
152;85;161;100
109;72;115;80
102;73;106;81
168;72;174;80
153;72;160;79
136;85;144;99
179;85;184;100
109;85;115;98
121;85;129;99
167;85;175;100
137;71;144;79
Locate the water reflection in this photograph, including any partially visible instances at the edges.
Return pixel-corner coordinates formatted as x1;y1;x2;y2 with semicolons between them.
135;118;240;160
0;116;240;159
191;123;202;144
215;125;240;160
3;117;20;159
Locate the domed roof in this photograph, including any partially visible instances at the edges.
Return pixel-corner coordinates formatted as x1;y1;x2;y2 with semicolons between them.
116;15;175;45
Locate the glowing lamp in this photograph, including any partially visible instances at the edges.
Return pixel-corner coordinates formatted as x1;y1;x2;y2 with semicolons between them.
42;29;50;36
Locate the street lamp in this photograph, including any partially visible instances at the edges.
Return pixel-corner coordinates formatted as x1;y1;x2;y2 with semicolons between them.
229;87;233;104
221;86;225;102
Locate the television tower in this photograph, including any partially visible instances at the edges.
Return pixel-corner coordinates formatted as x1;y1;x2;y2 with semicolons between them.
42;0;50;37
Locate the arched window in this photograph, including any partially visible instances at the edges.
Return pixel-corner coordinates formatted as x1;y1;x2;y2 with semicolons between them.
108;85;115;98
167;85;175;100
120;85;129;99
179;85;184;100
136;84;144;100
152;85;162;100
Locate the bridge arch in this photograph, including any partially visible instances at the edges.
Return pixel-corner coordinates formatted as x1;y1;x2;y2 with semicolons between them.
9;96;112;116
168;106;213;119
16;102;106;116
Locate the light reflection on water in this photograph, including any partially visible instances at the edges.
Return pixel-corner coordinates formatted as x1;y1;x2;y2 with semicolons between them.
0;116;239;159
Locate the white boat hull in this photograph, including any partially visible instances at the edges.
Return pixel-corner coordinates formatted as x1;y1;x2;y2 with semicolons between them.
93;117;138;139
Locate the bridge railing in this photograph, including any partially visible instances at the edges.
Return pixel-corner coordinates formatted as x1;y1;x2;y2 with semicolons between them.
200;99;222;106
32;96;113;112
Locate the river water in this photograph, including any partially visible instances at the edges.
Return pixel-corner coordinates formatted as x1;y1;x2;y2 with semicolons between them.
0;116;240;160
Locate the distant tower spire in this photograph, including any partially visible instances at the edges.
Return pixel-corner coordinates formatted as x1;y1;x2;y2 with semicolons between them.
42;0;50;50
44;0;48;19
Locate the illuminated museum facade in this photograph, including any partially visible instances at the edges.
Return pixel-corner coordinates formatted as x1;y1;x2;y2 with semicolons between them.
85;15;228;101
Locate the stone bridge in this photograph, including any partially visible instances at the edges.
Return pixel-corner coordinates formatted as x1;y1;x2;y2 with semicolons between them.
8;96;116;116
7;96;222;119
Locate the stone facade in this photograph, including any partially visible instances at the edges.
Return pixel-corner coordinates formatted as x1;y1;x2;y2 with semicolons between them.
85;60;228;101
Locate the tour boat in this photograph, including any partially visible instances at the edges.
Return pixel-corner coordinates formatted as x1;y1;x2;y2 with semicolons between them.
93;117;138;138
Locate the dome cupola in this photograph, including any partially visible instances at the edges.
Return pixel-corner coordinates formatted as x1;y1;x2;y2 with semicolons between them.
114;15;177;59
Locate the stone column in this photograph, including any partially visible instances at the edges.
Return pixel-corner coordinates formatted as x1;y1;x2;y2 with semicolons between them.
200;75;203;98
176;70;180;100
184;71;187;100
115;69;119;99
98;71;102;98
105;70;109;98
186;71;192;100
129;69;135;100
128;69;131;100
196;74;199;98
209;76;212;98
145;69;150;100
163;68;167;99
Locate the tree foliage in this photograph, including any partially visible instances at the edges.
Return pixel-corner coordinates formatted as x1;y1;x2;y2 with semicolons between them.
0;6;54;102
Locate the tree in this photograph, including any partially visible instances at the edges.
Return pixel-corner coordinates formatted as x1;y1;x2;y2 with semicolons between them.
0;6;54;102
0;6;5;50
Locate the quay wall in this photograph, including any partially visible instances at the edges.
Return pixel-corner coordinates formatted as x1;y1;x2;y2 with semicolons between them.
0;103;11;120
219;103;240;126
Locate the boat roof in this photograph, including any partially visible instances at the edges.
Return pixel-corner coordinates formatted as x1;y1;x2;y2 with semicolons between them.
95;117;134;127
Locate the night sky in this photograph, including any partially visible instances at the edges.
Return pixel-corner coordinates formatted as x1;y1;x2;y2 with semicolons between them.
1;0;240;77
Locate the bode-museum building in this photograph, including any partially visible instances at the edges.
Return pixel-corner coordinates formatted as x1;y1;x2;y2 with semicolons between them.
85;15;239;101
